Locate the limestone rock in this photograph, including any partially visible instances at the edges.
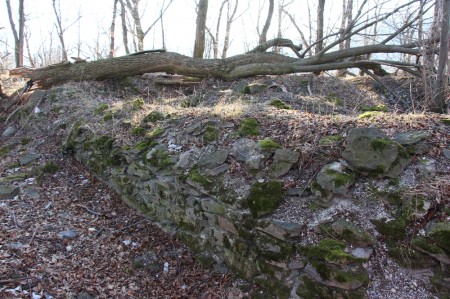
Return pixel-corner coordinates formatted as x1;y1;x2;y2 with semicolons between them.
331;219;375;246
19;152;41;166
231;138;259;162
57;230;78;239
443;148;450;160
342;127;410;178
313;162;355;200
269;149;300;177
2;126;16;137
393;130;430;145
197;150;228;169
0;185;20;199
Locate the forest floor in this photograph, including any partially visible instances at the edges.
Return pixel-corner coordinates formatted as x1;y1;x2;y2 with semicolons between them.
0;73;449;298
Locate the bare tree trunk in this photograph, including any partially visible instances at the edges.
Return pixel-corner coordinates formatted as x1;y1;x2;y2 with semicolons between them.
222;0;238;58
6;0;25;67
433;0;449;112
315;0;325;55
160;9;166;50
259;0;274;44
211;0;227;59
125;0;144;51
109;0;119;58
193;0;208;58
52;0;68;62
25;29;35;68
337;0;353;77
119;0;130;54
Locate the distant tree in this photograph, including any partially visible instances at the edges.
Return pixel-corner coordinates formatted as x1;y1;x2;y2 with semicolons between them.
336;0;354;77
5;0;25;67
193;0;208;58
123;0;174;52
315;0;325;55
258;0;274;44
109;0;119;58
52;0;69;62
119;0;130;54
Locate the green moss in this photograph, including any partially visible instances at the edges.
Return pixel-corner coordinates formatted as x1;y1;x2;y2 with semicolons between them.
325;169;355;188
146;148;173;169
371;138;392;151
238;118;260;136
441;118;450;125
41;161;59;174
145;126;164;139
301;238;363;265
142;111;165;123
412;238;444;254
0;145;11;157
311;181;331;199
358;111;383;118
103;111;114;121
372;217;406;240
319;135;344;146
20;138;31;145
202;125;219;143
0;173;27;183
428;223;450;250
247;181;283;218
94;103;109;115
189;169;213;188
130;98;144;110
361;104;388;112
270;98;291;109
258;138;281;150
334;270;369;285
386;241;436;268
133;139;158;152
327;93;344;106
131;126;146;136
256;233;293;261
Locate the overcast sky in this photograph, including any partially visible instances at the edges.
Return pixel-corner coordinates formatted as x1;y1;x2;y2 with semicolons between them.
0;0;424;67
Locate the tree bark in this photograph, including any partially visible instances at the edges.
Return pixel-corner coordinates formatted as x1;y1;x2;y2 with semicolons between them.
433;0;449;112
10;39;429;88
119;0;130;54
259;0;274;44
222;0;238;59
6;0;25;67
193;0;209;58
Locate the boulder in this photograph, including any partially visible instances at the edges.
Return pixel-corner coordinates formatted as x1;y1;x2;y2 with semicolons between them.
342;127;410;178
312;162;355;200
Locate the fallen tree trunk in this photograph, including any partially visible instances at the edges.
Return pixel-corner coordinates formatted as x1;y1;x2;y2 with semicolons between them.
9;39;428;88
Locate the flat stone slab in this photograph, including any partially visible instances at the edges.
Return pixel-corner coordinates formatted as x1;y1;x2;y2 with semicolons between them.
19;152;41;166
394;130;430;145
0;185;20;199
197;150;228;169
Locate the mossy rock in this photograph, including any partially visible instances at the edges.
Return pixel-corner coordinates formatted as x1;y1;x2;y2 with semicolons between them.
297;276;365;299
300;238;365;265
426;222;450;250
255;232;293;261
253;275;291;299
142;111;165;124
145;146;173;169
202;125;219;143
131;126;146;136
145;126;164;140
371;217;407;240
0;145;11;157
258;138;281;151
331;220;375;246
238;118;260;136
247;181;283;218
188;168;213;189
130;98;145;110
270;98;291;110
361;104;389;112
94;103;109;115
386;241;437;268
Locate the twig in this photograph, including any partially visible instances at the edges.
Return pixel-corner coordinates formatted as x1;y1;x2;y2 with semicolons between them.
75;204;102;216
0;277;38;284
29;228;38;245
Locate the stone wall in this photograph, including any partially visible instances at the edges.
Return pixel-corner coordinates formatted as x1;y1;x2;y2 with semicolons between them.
62;121;449;298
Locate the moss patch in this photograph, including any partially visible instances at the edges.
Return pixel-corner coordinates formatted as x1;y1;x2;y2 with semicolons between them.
319;135;344;146
130;98;144;110
270;98;291;109
361;104;388;112
258;138;281;150
358;111;383;119
325;169;355;188
202;125;219;142
238;118;260;136
371;138;392;151
301;238;364;265
94;103;109;115
145;126;164;140
372;217;406;240
131;127;146;136
441;118;450;125
247;181;283;217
